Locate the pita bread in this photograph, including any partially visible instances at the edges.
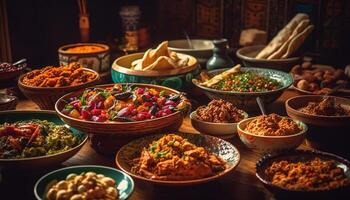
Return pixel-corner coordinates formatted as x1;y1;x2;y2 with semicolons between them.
142;56;178;71
282;25;314;58
141;41;170;68
256;13;309;59
267;19;310;59
200;64;241;87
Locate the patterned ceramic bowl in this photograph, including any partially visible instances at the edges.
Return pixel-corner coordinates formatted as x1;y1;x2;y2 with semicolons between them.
111;52;200;91
58;43;110;72
192;67;293;111
116;132;240;186
237;116;307;152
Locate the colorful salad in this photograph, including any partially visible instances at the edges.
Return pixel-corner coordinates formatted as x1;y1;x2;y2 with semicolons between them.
212;71;282;92
61;84;189;122
0;120;80;159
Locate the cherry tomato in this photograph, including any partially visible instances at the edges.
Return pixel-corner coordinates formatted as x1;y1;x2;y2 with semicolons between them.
91;108;101;116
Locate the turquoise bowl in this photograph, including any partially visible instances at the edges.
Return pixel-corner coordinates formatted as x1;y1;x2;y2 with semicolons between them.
0;110;87;170
111;53;200;91
34;165;134;200
193;67;293;111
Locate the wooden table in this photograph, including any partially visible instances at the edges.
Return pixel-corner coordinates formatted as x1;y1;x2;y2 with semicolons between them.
1;89;310;200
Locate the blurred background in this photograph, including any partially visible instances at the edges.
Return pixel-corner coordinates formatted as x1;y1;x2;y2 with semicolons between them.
1;0;350;68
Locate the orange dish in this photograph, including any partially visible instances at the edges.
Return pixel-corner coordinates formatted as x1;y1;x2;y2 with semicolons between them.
244;114;301;136
265;157;350;191
131;134;227;181
65;45;106;53
22;63;97;87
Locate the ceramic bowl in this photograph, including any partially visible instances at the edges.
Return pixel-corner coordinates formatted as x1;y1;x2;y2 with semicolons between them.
286;95;350;158
256;150;350;199
0;94;18;111
18;68;100;110
116;132;240;186
237;116;307;152
286;95;350;127
55;83;190;154
0;110;87;170
236;45;301;72
0;60;27;82
111;52;200;91
168;39;214;65
190;110;248;136
58;43;110;72
34;165;134;200
192;67;293;111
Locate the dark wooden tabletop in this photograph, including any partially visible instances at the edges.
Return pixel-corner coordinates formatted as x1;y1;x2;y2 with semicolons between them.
1;89;313;200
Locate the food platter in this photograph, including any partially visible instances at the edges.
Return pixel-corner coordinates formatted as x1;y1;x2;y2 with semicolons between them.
0;110;87;170
116;132;240;186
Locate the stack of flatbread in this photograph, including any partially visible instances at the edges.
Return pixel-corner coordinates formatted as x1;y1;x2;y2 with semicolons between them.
256;13;314;59
131;41;190;71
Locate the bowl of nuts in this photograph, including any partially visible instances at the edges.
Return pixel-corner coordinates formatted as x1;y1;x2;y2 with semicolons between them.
34;165;134;200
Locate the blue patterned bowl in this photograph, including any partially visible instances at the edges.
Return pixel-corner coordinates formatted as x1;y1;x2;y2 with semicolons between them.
111;53;200;91
192;67;293;111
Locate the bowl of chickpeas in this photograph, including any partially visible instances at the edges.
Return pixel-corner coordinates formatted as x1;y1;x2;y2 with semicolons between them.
34;165;134;200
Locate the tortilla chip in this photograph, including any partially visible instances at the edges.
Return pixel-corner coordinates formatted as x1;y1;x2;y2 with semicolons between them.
282;25;314;58
256;13;309;59
267;19;310;59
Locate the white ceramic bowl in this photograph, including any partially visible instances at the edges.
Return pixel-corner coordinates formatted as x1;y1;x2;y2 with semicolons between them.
168;39;214;65
237;116;307;152
190;111;248;136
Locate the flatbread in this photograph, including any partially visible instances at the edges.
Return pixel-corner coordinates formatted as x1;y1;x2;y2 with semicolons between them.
267;19;310;59
142;56;178;71
282;25;314;58
141;41;170;68
200;64;241;87
256;13;309;59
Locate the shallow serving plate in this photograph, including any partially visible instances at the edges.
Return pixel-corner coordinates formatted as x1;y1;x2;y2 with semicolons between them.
256;150;350;198
0;110;87;170
192;67;293;110
116;132;240;186
34;165;134;200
